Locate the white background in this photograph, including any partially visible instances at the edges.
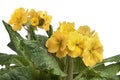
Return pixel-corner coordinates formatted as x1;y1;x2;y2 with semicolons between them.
0;0;120;59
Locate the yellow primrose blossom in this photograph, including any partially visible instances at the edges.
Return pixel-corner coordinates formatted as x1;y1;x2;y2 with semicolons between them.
67;31;84;58
28;9;38;18
28;9;39;27
46;30;68;58
30;17;39;27
82;32;103;67
58;22;75;35
77;25;91;36
9;7;28;31
40;11;52;31
37;11;43;19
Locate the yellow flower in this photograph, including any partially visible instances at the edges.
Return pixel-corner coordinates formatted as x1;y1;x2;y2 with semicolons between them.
77;25;91;36
29;9;39;27
37;10;43;19
28;10;52;31
30;17;39;26
58;22;75;35
9;7;28;31
46;30;68;58
67;31;84;58
28;9;38;18
82;33;103;67
40;11;52;31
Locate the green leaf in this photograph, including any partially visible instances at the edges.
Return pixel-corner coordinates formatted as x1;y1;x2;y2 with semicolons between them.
99;62;120;78
92;54;120;79
73;57;87;74
20;40;66;77
93;54;120;69
0;53;29;70
94;64;105;71
78;77;107;80
88;62;120;80
73;68;100;80
0;53;16;66
105;76;120;80
103;54;120;63
89;77;107;80
78;77;87;80
0;68;11;75
12;56;29;66
36;35;48;48
0;66;39;80
2;20;23;55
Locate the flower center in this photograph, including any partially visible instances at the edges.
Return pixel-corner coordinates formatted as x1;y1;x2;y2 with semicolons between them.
39;18;45;26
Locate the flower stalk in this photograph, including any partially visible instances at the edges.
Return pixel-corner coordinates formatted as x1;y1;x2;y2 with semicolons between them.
66;56;73;80
25;23;31;40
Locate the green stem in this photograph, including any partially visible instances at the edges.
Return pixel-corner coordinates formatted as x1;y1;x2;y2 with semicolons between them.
27;30;31;40
66;56;73;80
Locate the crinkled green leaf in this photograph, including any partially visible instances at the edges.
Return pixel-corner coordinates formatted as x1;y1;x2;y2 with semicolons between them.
93;54;120;69
74;62;120;80
0;53;16;66
89;77;107;80
20;40;66;77
0;68;11;75
0;67;39;80
78;77;87;80
36;35;48;48
94;64;105;71
105;76;120;80
73;57;87;74
12;56;29;66
0;53;29;71
2;20;23;55
103;54;120;63
78;77;107;80
74;68;100;80
99;62;120;78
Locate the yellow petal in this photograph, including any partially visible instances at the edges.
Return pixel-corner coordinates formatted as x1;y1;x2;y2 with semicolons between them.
12;24;22;31
8;7;28;31
84;57;96;67
30;17;39;26
77;25;90;35
58;22;75;34
82;53;96;67
56;50;68;58
67;31;80;51
67;41;75;51
93;51;103;62
46;37;59;53
53;30;68;51
68;47;82;58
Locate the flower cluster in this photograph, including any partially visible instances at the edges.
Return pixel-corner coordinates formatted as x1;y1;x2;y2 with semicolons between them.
46;22;103;67
9;7;52;31
2;7;120;80
8;7;103;67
